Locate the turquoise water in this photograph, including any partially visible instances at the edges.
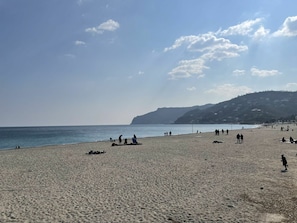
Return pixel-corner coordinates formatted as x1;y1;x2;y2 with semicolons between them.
0;124;259;150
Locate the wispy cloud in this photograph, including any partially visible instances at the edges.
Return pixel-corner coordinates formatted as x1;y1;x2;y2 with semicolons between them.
285;82;297;90
168;59;209;79
253;26;270;40
85;19;120;34
74;40;86;46
164;16;296;80
218;18;263;36
205;84;252;98
273;16;297;37
233;69;246;76
165;32;247;79
250;67;281;77
187;87;196;91
164;35;199;52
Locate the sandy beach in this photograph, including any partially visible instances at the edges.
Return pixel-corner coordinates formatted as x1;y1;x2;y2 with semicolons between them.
0;125;297;222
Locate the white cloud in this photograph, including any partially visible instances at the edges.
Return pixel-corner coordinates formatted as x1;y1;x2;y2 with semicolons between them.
273;16;297;37
165;33;247;79
253;26;270;40
187;87;196;91
197;74;205;79
200;42;248;61
168;58;209;79
164;35;199;52
250;67;282;77
127;71;144;79
205;84;252;98
218;18;262;36
285;83;297;90
233;69;246;76
85;19;120;34
75;40;86;45
189;33;248;58
164;18;293;80
164;33;248;57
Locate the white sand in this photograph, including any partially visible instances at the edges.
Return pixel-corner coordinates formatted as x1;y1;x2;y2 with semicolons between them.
0;124;297;222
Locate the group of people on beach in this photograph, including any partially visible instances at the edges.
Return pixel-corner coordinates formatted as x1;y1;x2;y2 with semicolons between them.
236;133;244;143
164;131;172;136
280;126;291;131
111;134;139;146
214;129;229;135
281;136;297;143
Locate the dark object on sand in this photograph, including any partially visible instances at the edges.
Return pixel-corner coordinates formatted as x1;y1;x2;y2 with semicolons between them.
112;142;142;146
213;140;223;143
87;150;106;155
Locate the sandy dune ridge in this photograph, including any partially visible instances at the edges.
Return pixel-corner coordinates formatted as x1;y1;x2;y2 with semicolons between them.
0;125;297;222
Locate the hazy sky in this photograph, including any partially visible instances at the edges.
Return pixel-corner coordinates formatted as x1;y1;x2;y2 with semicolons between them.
1;0;297;126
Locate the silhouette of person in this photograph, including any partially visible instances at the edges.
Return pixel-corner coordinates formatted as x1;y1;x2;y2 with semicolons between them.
236;133;240;143
281;154;288;171
132;135;138;144
119;135;122;143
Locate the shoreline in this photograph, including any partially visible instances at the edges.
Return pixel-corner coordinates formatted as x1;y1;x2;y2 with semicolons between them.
0;124;261;151
0;124;296;222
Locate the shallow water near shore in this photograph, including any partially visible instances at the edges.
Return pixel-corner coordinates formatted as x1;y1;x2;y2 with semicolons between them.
0;124;259;150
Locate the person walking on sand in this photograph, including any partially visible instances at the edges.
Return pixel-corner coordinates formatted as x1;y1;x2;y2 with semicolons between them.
236;133;240;144
281;154;288;171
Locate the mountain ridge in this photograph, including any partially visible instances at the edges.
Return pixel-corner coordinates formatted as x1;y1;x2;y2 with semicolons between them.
130;104;213;124
131;91;297;124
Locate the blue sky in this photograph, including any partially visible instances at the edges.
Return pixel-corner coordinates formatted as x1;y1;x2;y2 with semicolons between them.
1;0;297;126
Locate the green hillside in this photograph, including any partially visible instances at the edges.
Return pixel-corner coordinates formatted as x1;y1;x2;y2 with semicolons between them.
175;91;297;124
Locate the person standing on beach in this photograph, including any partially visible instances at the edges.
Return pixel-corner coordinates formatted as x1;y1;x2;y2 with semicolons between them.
281;154;288;171
240;134;243;143
119;135;122;143
236;133;240;143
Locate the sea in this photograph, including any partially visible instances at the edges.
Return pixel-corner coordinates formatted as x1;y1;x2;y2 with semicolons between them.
0;124;260;150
